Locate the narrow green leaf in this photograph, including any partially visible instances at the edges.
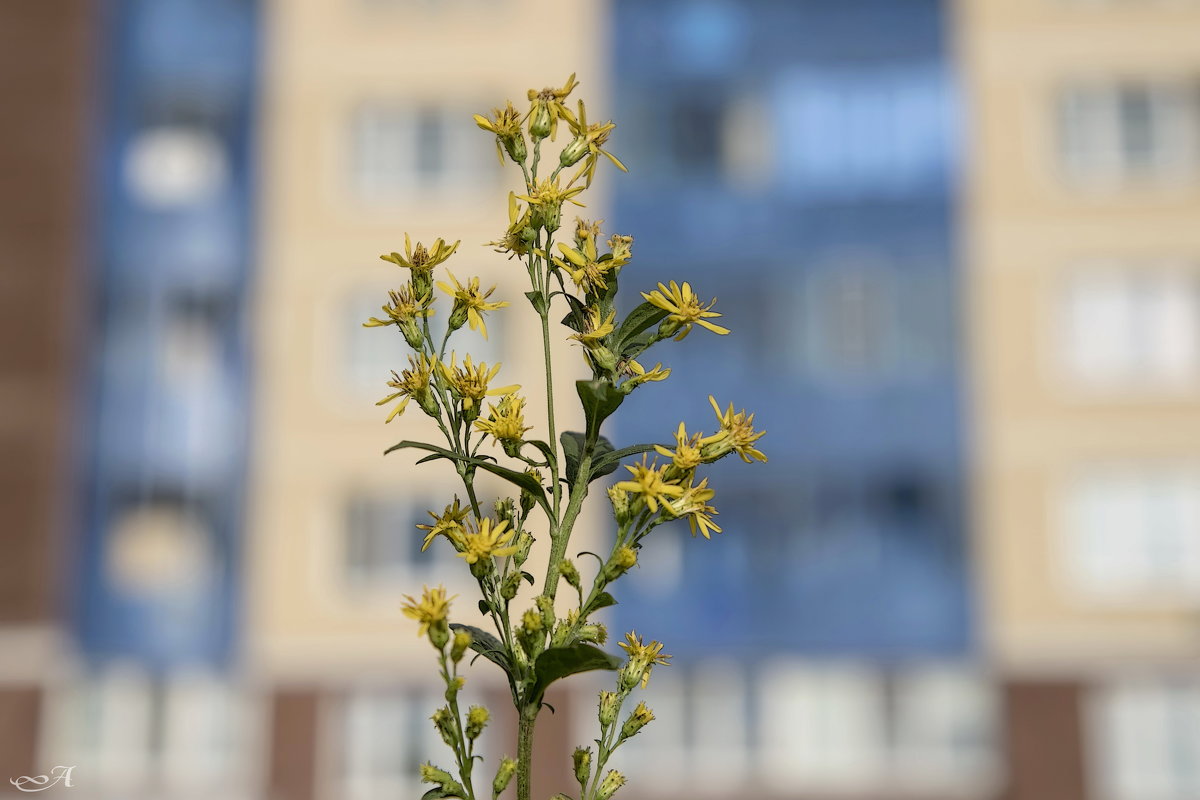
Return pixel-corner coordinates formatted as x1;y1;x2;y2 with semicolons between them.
526;439;557;466
450;623;511;676
520;571;535;586
385;441;550;514
478;599;491;616
591;442;663;476
531;643;621;704
560;293;588;333
560;431;585;487
613;301;668;353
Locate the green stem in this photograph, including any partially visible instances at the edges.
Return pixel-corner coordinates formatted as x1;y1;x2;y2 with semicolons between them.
516;704;538;800
541;450;592;603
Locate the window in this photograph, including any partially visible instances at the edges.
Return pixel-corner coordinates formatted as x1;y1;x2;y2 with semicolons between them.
343;493;457;589
774;64;954;198
350;103;497;200
1061;465;1200;602
893;668;999;788
338;688;446;800
44;668;255;797
798;263;897;380
1091;679;1200;800
1058;267;1200;390
1057;82;1200;183
760;662;887;790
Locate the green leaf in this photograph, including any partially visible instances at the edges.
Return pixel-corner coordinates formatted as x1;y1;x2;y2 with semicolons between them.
560;431;615;488
526;439;557;467
585;592;617;614
384;441;550;514
576;380;623;438
613;301;668;353
591;442;663;476
478;599;491;616
531;643;621;704
450;623;511;676
525;290;548;314
521;571;536;586
560;293;588;333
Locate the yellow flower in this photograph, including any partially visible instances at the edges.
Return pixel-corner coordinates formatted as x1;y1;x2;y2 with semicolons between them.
620;359;670;392
380;234;460;273
486;192;535;259
526;73;579;140
363;285;430;328
618;631;671;689
569;307;617;348
560;99;628;187
474;392;532;443
457;517;519;565
377;354;437;422
704;396;767;463
668;477;721;539
436;270;508;340
517;177;585;233
654;422;704;472
473;101;526;164
401;585;454;638
613;456;685;513
641;281;730;340
553;237;615;296
363;284;432;348
380;235;460;298
416;498;470;551
439;353;519;412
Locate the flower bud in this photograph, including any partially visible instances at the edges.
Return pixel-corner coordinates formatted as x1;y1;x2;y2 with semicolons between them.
657;317;683;340
587;345;619;374
620;701;654;740
596;769;626;800
431;707;456;748
573;746;592;788
514;529;534;566
428;619;450;650
411;269;433;302
537;595;556;629
399;317;424;350
416;386;441;419
578;622;608;645
493;757;517;796
559;559;581;590
560;135;589;167
604;546;637;581
504;131;527;164
608;486;631;524
444;676;464;702
447;301;469;334
419;762;456;786
598;690;620;727
530;103;553;140
500;571;522;601
465;705;489;740
451;629;471;663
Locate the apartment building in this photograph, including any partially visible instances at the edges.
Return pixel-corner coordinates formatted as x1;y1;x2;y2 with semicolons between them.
959;0;1200;798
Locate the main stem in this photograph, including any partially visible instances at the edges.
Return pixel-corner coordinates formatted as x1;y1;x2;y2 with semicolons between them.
516;703;538;800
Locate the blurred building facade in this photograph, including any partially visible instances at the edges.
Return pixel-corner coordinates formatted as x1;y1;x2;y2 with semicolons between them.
960;1;1200;799
4;1;1200;800
596;1;1000;799
249;1;606;799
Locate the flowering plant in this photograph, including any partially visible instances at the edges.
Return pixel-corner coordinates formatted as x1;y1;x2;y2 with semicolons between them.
368;74;766;800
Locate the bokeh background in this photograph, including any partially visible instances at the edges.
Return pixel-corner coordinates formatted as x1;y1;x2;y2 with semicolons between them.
2;1;1199;799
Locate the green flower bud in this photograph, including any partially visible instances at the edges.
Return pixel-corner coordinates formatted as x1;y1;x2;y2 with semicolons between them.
493;757;517;796
607;486;631;525
447;301;469;334
428;619;450;650
500;571;522;601
537;595;555;629
411;269;433;302
560;135;589;167
445;676;464;703
465;705;489;740
588;345;619;374
399;317;424;350
530;103;553;140
514;529;534;566
598;690;620;728
451;629;471;664
559;559;581;590
419;762;456;786
573;746;592;788
604;546;637;581
504;131;527;164
596;769;626;800
620;701;654;740
431;707;456;748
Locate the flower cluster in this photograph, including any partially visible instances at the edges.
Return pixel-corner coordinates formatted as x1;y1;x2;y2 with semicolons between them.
365;74;766;800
